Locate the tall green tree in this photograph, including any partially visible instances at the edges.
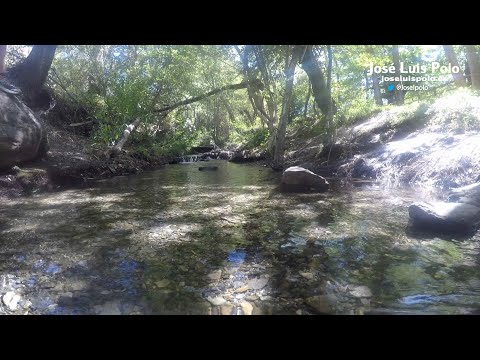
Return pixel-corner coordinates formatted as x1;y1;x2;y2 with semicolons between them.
392;45;404;105
273;45;303;168
443;45;466;87
465;45;480;89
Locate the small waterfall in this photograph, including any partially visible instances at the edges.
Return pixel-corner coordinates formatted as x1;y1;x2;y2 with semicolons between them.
178;155;199;163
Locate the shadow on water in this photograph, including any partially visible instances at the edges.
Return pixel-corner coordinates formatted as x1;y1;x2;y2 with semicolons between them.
1;160;480;314
405;222;476;241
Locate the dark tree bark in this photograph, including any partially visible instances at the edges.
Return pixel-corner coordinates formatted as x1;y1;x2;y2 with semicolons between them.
222;98;236;124
299;45;330;116
465;45;480;90
235;45;278;152
326;45;334;143
443;45;466;87
392;45;404;105
364;70;369;99
303;83;311;120
273;46;302;169
365;46;383;105
12;45;57;95
371;72;382;105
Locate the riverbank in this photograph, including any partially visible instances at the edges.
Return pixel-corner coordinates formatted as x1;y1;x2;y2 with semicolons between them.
3;89;479;200
285;89;480;189
0;121;175;200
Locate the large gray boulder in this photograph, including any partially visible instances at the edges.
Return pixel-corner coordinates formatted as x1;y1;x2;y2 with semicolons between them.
0;92;47;169
409;201;480;233
281;166;329;192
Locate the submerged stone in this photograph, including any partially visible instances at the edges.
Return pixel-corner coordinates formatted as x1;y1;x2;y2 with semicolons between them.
207;270;222;281
247;276;269;290
299;272;314;280
306;295;336;314
198;166;218;171
348;285;373;298
94;301;122;315
240;301;253;315
281;166;329;192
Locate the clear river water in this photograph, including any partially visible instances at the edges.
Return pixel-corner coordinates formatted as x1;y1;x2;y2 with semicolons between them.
1;160;480;314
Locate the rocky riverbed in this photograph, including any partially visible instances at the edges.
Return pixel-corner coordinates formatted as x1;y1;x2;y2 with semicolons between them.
2;161;480;315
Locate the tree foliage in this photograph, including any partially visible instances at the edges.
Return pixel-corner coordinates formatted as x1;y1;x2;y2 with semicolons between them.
8;44;478;163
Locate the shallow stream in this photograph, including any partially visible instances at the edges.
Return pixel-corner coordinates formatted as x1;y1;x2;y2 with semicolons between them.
1;160;480;314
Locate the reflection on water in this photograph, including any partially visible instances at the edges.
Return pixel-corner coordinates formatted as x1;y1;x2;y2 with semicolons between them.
1;160;480;314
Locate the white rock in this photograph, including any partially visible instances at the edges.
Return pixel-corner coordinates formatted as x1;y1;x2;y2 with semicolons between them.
155;279;170;288
2;292;21;311
248;277;269;290
240;301;253;315
299;272;314;280
206;296;227;306
207;270;222;281
348;285;373;298
94;301;122;315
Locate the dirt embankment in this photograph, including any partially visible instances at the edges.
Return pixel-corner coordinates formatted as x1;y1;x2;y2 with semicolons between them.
285;91;480;189
0;100;174;200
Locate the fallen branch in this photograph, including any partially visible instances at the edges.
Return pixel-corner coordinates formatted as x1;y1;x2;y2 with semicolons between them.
110;118;141;156
69;120;96;127
220;217;236;224
153;80;262;114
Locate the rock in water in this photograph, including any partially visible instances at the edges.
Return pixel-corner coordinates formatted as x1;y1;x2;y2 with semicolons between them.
306;295;336;314
281;166;329;192
240;301;253;315
0;92;47;169
207;270;222;281
93;301;122;315
348;285;373;298
247;276;269;290
199;166;218;171
409;201;480;233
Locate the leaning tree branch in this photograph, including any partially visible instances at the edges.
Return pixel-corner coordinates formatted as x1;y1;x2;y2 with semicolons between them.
111;118;142;156
153;80;262;114
111;79;262;156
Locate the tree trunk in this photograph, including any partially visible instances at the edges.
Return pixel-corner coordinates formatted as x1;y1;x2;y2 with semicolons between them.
300;45;330;116
392;45;404;105
372;72;383;105
326;45;334;144
12;45;57;95
111;118;141;156
443;45;466;87
303;83;311;120
365;46;383;105
273;46;302;169
235;45;278;153
465;45;480;90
